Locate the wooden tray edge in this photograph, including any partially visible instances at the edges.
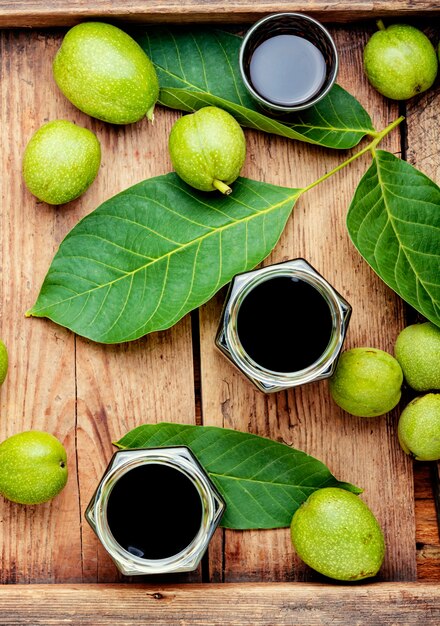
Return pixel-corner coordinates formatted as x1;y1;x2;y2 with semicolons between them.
1;2;440;28
0;582;438;624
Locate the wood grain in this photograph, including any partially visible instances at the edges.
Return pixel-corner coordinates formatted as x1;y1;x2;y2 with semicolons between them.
0;30;197;583
0;30;82;584
0;1;440;27
200;25;416;583
404;51;440;583
415;464;440;581
0;583;438;625
435;463;440;532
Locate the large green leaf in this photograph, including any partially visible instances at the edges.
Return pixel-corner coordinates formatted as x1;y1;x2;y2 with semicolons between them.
27;173;299;343
116;422;361;529
347;150;440;327
138;28;375;149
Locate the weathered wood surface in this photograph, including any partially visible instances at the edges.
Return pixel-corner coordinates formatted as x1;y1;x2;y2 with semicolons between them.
200;24;415;583
0;30;197;584
435;462;440;530
0;16;439;603
414;464;440;581
0;1;440;27
0;583;438;625
403;42;440;583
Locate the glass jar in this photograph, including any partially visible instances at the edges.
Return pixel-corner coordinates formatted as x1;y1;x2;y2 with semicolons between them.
216;258;351;393
85;446;225;575
239;12;338;113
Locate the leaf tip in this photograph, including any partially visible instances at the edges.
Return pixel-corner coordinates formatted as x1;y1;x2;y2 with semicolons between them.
340;481;363;495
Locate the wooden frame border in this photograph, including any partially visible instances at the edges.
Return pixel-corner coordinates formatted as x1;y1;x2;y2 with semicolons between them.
0;2;440;28
0;582;438;624
0;8;439;623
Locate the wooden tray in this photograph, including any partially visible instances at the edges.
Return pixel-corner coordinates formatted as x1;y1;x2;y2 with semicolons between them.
0;4;439;624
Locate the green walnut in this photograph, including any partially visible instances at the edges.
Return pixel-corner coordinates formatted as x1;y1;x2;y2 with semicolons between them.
398;394;440;461
0;340;8;386
329;347;403;417
394;322;440;391
0;431;68;505
53;22;159;124
291;488;385;581
364;21;438;100
169;106;246;194
22;120;101;205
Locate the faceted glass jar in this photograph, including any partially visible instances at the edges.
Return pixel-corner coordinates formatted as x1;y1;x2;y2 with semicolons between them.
85;446;225;576
215;258;351;393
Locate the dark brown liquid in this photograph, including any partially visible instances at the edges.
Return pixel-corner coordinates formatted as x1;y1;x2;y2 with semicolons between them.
237;276;333;372
106;463;203;560
249;34;327;106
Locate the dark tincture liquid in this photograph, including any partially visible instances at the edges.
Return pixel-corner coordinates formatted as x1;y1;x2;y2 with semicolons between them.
107;464;203;560
249;34;327;106
237;277;333;372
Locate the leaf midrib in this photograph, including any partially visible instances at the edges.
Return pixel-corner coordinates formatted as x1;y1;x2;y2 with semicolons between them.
209;471;323;491
160;84;372;135
29;187;300;314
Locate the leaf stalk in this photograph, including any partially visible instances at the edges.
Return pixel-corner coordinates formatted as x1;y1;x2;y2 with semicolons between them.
213;179;232;195
300;116;404;196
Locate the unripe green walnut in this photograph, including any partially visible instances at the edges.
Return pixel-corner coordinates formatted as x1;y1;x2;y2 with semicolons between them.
0;431;68;505
23;120;101;205
0;340;8;386
329;347;403;417
364;22;438;100
291;488;385;581
398;394;440;461
53;22;159;124
169;106;246;194
394;322;440;392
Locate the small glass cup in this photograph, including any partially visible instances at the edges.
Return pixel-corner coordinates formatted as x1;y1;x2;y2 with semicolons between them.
215;259;351;393
85;446;225;576
239;12;338;113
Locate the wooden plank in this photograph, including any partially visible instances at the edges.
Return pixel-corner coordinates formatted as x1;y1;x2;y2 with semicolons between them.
435;462;440;533
0;30;83;583
0;30;197;583
405;40;440;583
200;25;416;582
0;1;439;27
414;464;440;581
0;583;438;625
414;465;440;548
